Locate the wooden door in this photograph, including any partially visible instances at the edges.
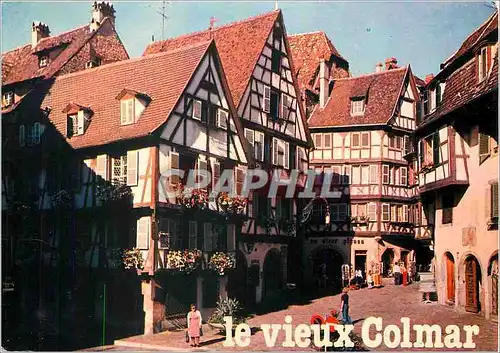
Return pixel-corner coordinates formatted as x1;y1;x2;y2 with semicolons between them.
446;255;455;302
465;257;479;313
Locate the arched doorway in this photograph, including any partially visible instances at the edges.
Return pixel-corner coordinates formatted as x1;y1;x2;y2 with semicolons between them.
464;255;481;313
311;247;344;291
488;254;498;318
262;249;283;300
226;251;251;307
445;252;455;303
381;248;394;277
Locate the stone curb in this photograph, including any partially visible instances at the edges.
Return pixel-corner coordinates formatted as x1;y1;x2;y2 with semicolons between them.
114;339;212;351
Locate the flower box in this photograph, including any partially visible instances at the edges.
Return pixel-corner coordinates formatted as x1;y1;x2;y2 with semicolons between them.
96;184;133;205
175;185;208;210
165;249;202;274
217;192;248;215
208;252;236;275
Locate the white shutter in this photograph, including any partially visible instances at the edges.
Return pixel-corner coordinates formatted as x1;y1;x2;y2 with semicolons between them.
77;112;85;135
204;223;212;251
96;155;108;181
255;131;264;161
120;101;127;125
126;150;139;186
382;165;389;184
137;217;150;249
272;138;278;165
169;151;180;185
192;99;202;120
217;109;228;129
284;142;289;169
19;125;25;147
188;221;198;249
263;85;271;113
245;128;254;148
403;205;409;222
212;161;221;188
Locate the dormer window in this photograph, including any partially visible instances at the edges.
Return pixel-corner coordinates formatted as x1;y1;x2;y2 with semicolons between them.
3;91;13;106
192;99;202;120
39;55;48;68
86;56;102;69
63;103;92;137
121;99;134;125
478;46;489;82
351;98;365;116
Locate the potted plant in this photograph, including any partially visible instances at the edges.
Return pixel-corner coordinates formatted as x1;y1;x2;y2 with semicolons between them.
217;192;248;214
208;296;247;332
208;252;236;275
122;248;144;270
176;185;208;210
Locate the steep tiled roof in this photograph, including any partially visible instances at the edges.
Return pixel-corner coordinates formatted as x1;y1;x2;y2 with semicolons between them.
308;67;408;128
442;11;498;68
2;18;128;85
143;10;280;107
288;31;348;91
41;41;212;149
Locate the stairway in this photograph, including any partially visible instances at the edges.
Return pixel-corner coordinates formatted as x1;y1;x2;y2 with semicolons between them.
418;272;438;303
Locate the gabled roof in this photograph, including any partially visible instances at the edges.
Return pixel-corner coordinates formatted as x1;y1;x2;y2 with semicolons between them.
308;67;408;128
143;10;280;107
288;31;348;91
41;41;213;150
442;10;498;69
1;17;128;86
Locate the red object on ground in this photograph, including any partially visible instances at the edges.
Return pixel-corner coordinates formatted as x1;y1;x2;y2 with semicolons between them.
403;271;408;286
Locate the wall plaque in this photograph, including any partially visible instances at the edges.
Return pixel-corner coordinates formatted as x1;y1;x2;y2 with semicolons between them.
462;227;476;247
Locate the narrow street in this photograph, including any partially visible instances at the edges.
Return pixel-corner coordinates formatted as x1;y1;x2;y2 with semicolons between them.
113;280;498;351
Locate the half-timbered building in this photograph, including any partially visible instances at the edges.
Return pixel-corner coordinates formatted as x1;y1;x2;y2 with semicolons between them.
415;10;498;320
304;60;421;287
144;9;312;306
2;39;250;348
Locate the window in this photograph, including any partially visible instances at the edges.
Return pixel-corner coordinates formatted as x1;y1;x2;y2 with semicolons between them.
402;205;409;222
112;155;127;185
396;136;402;150
491;182;498;221
217;109;228;129
391;205;397;221
245;129;264;162
432;133;440;164
212;161;220;189
369;165;378;184
382;203;390;221
403;136;410;155
361;132;370;147
352;165;361;184
121;99;134;125
196;159;208;187
159;218;180;249
400;167;407;186
188;221;198;249
479;46;488;81
235;167;244;195
351;98;365;116
389;136;395;148
19;125;25;147
281;94;291;120
339;204;348;221
332;166;341;184
323;133;332;149
368;203;377;221
29;123;41;145
126;150;138;186
272;48;281;73
169;152;180;185
342;165;351;184
361;165;369;185
442;192;453;224
137;217;150;249
315;134;322;149
435;83;443;107
263;85;271;113
204;223;218;251
352;204;367;218
297;147;308;172
272;138;289;168
330;204;339;221
351;132;360;148
39;56;48;68
382;165;390;184
96;155;108;182
270;91;280;121
192;99;202;120
423;90;429;115
4;91;13;106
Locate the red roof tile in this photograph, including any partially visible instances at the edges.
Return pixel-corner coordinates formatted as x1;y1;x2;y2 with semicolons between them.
288;31;349;91
308;67;408;128
143;10;280;108
442;11;498;68
2;18;128;85
41;41;212;150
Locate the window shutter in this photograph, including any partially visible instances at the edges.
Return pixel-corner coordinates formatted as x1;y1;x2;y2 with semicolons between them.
314;134;322;149
217;109;228;129
351;133;360;147
245;128;254;151
436;83;441;106
204;223;213;251
403;205;408;222
193;99;202;120
343;165;351;185
418;140;424;164
255;131;264;161
280;93;290;120
369;165;378;184
479;133;490;164
263;86;271;113
235;167;244;195
127;100;134;123
491;183;498;218
284;142;289;169
137;217;150;249
197;159;208;186
96;155;108;181
432;133;440;163
169;152;180;185
126;150;138;186
120;101;127;124
19;125;25;147
400;167;407;186
76;113;85;136
189;221;198;249
382;165;389;184
403;136;410;155
272;138;278;165
361;132;369;147
368;203;376;221
212;161;221;189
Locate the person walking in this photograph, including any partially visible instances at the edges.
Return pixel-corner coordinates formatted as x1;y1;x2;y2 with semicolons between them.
340;287;352;324
355;268;363;287
186;303;202;347
393;262;401;285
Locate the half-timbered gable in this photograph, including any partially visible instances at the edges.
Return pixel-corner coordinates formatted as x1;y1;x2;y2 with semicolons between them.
415;11;498;319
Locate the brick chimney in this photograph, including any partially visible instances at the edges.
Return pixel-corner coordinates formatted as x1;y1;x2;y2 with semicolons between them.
375;62;383;73
319;58;330;109
31;21;50;48
90;1;115;31
385;57;398;71
425;74;434;84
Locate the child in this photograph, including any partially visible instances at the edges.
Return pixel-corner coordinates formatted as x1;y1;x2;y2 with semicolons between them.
340;287;352;324
367;271;374;289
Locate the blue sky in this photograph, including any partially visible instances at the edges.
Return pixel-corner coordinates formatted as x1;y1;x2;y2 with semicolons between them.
1;1;496;78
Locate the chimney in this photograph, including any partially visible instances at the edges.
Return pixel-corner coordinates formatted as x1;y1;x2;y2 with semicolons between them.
385;57;398;71
31;21;50;48
375;62;383;73
90;1;115;31
319;58;330;109
425;74;434;84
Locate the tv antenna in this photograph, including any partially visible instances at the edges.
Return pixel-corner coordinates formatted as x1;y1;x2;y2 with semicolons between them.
146;0;172;41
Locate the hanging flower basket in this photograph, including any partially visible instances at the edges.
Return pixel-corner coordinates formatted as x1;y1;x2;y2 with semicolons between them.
175;185;208;210
209;252;236;275
96;184;133;205
122;248;144;270
166;249;202;274
217;192;248;214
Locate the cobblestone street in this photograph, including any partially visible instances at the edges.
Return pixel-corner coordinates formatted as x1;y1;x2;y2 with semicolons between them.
115;280;498;351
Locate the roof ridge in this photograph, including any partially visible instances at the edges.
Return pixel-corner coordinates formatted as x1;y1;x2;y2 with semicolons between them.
2;43;31;57
149;9;280;53
37;23;88;45
334;67;406;81
55;40;212;81
288;30;324;37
